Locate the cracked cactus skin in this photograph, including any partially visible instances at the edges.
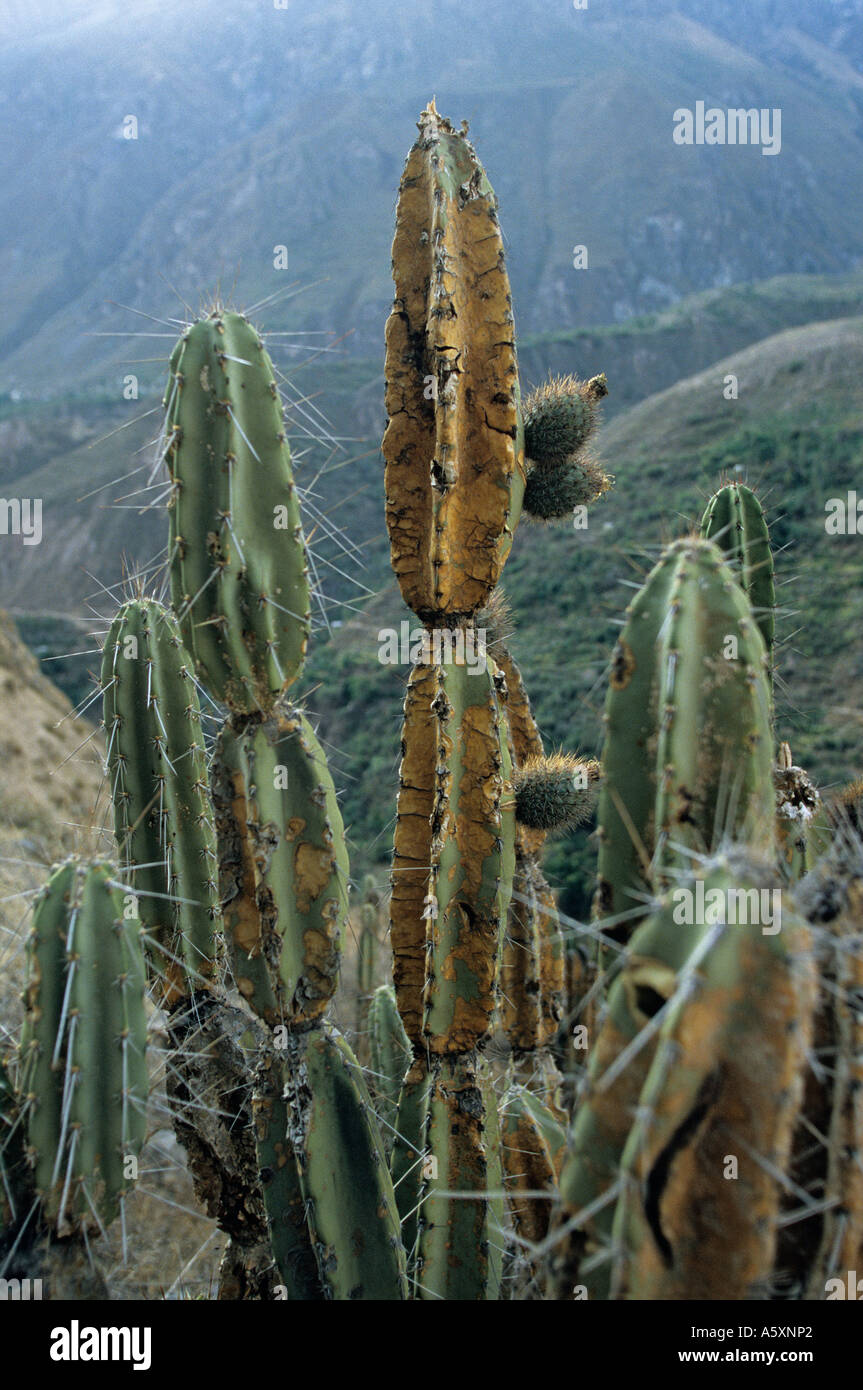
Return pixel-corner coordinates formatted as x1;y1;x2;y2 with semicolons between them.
165;309;310;712
611;867;814;1301
559;854;815;1301
211;702;348;1027
700;481;775;660
417;1056;504;1301
391;654;515;1052
423;656;516;1053
383;101;524;620
18;859;148;1235
281;1027;408;1300
101;597;220;1003
595;537;775;949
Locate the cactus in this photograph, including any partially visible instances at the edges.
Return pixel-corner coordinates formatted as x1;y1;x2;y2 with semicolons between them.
595;536;775;951
17;859;148;1235
368;984;411;1147
417;1056;504;1300
165;307;310;713
102;596;220;1003
556;853;815;1300
211;703;348;1027
700;480;775;659
383;101;524;621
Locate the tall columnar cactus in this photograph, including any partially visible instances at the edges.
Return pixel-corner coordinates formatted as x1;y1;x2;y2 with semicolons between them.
17;859;148;1235
596;536;775;952
165;307;311;713
102;596;220;1003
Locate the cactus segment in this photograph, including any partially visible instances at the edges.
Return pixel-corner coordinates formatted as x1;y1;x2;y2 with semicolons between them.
212;703;348;1026
391;661;438;1044
165;309;310;712
357;902;379;997
390;1056;434;1271
102;597;220;1001
284;1028;408;1300
368;984;412;1146
611;868;815;1301
417;1055;504;1300
500;854;544;1052
18;859;148;1234
501;1083;558;1245
253;1052;323;1301
596;537;775;945
383;101;524;620
421;657;516;1053
700;481;775;658
513;754;601;832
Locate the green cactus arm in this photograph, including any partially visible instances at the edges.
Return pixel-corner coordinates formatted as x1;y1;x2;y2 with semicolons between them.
19;859;148;1234
700;481;775;658
596;537;775;952
165;309;310;712
368;984;412;1148
285;1027;408;1300
101;597;220;1003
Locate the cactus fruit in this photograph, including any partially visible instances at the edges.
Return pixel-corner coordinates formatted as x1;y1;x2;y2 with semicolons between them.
211;702;349;1027
700;480;775;659
523;374;608;467
102;596;220;1002
18;859;148;1235
165;308;311;713
513;753;601;832
383;101;524;620
595;536;775;947
521;374;611;522
775;741;821;884
368;984;412;1146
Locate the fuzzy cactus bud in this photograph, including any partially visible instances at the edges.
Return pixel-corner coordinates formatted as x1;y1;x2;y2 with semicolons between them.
513;754;601;830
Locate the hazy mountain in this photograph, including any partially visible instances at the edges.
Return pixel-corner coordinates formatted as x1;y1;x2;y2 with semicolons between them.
1;0;862;399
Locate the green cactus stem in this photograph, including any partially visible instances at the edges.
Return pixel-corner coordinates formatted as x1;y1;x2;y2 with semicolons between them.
101;596;220;1003
18;859;148;1235
700;480;775;659
595;536;775;951
165;308;310;713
